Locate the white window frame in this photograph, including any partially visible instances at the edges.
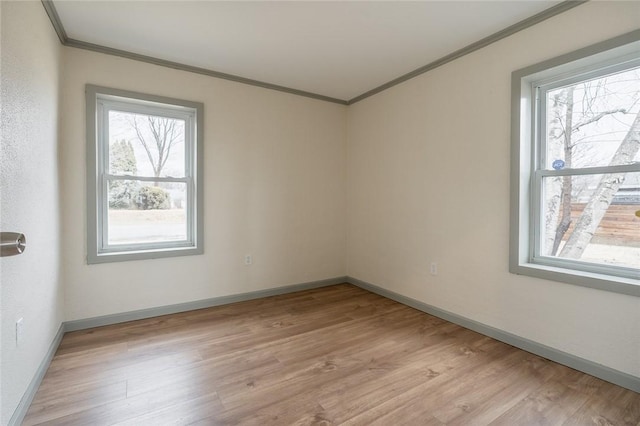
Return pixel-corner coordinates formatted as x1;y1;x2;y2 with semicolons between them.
510;30;640;297
86;85;204;264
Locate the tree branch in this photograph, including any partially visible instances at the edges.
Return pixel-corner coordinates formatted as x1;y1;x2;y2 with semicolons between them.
571;108;627;133
130;116;159;176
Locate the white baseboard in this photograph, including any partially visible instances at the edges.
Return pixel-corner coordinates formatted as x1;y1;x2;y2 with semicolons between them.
8;323;65;426
64;276;348;332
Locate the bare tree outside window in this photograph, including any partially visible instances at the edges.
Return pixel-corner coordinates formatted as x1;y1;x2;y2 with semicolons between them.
129;115;185;185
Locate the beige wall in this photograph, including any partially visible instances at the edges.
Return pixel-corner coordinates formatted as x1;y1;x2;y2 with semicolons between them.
60;48;347;321
0;2;64;423
346;1;640;377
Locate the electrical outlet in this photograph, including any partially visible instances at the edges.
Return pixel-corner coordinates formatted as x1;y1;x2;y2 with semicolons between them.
430;262;438;276
244;255;252;265
16;318;24;346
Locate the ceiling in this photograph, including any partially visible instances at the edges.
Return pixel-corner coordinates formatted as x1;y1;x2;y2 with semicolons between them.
51;1;568;103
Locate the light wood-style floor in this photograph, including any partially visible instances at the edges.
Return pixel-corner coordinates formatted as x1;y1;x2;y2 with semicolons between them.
24;284;639;425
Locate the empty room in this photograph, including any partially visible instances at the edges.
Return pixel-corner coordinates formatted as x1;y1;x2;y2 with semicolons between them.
1;0;639;424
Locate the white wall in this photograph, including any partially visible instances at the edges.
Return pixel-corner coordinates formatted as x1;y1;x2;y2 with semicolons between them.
0;2;64;424
60;48;347;321
347;1;640;377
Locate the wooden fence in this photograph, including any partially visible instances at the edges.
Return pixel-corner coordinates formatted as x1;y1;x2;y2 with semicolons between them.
565;204;640;247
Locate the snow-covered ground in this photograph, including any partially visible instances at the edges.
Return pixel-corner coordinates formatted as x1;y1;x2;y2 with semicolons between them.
578;244;640;269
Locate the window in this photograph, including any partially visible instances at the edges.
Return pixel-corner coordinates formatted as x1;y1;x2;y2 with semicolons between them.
86;85;203;263
511;31;640;296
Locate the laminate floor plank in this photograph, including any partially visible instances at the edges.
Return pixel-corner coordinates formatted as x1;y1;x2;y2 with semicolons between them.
489;381;593;425
334;342;531;425
22;380;128;425
23;284;639;425
112;391;223;426
561;394;639;426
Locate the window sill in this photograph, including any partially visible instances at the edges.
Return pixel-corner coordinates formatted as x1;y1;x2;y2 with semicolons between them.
511;262;639;297
88;245;203;264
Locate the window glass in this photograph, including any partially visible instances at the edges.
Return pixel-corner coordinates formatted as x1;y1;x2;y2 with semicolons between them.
540;172;640;270
108;111;186;178
537;66;640;277
107;180;188;245
544;68;640;170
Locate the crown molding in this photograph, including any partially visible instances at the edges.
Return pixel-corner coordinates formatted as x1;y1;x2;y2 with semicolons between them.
348;0;588;104
41;0;587;106
40;0;348;105
41;0;66;43
65;38;349;105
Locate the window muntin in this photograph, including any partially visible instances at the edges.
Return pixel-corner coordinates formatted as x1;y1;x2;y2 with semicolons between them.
87;86;203;263
510;32;640;296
